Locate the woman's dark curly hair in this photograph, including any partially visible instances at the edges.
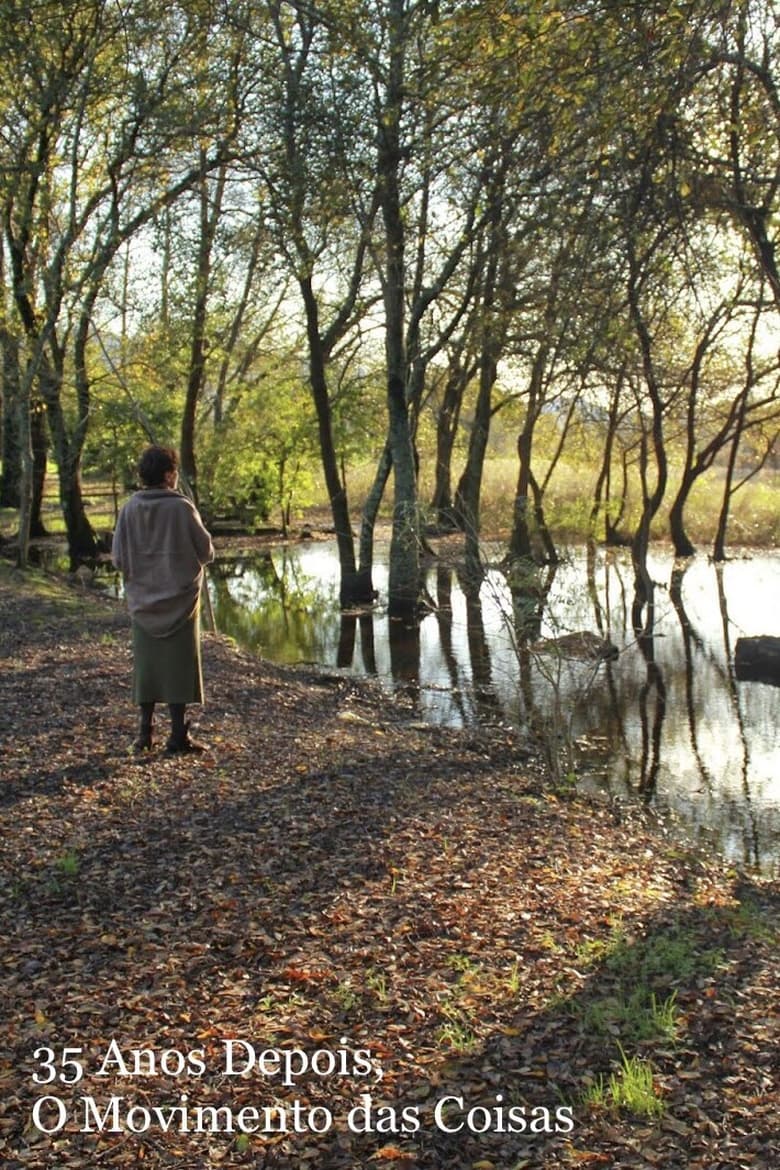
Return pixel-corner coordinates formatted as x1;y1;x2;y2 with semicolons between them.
137;445;178;488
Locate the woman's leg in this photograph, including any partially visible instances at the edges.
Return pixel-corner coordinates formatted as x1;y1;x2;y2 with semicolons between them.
166;704;206;754
134;701;155;753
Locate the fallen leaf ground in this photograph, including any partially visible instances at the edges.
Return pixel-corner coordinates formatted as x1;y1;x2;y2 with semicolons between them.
1;560;778;1170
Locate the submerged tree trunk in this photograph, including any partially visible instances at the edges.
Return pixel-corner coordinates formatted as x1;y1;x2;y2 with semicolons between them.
669;477;697;558
299;275;370;606
455;348;497;581
509;411;537;563
589;369;627;542
713;364;749;562
627;251;667;637
359;441;392;585
454;198;503;579
529;470;558;565
380;0;420;616
387;389;421;615
533;389;582;566
508;335;549;563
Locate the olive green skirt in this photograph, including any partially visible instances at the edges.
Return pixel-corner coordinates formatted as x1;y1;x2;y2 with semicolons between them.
131;615;204;705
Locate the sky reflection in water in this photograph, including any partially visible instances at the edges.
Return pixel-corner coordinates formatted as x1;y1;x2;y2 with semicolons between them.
209;543;780;872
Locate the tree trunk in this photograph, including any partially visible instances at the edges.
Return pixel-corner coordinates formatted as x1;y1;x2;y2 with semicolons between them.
29;399;48;538
430;361;470;528
669;476;697;558
15;364;34;568
605;449;631;545
381;0;420;617
181;161;226;502
630;429;657;637
453;206;502;569
667;315;722;559
1;332;22;508
387;388;421;616
41;362;98;565
529;470;558;565
508;334;548;563
455;343;497;580
299;275;368;606
534;388;583;566
508;416;536;562
589;371;625;541
359;441;391;586
627;251;668;637
712;386;748;561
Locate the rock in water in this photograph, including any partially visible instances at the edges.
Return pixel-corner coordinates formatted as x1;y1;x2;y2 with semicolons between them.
531;631;619;661
735;636;780;686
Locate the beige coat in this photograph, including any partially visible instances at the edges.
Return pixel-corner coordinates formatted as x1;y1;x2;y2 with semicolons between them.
112;489;214;637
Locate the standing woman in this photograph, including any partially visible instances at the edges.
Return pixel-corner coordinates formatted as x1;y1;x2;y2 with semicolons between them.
112;445;214;754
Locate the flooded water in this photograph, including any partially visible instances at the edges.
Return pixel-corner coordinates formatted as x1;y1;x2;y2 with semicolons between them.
208;541;780;873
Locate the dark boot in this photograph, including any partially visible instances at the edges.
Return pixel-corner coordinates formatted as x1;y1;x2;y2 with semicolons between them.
164;704;206;754
133;702;155;754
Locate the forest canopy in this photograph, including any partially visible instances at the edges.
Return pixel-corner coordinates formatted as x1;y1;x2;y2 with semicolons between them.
1;0;778;613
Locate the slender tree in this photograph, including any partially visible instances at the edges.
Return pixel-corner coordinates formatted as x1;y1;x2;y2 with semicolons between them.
684;0;780;305
244;0;380;603
0;0;239;563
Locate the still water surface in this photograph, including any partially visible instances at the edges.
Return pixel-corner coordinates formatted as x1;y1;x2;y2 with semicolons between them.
208;542;780;872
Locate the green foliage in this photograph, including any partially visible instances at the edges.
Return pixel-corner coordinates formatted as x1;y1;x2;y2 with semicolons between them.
197;356;321;528
602;925;722;987
84;392;180;491
81;326;185;489
2;0;779;569
579;987;679;1046
197;431;277;525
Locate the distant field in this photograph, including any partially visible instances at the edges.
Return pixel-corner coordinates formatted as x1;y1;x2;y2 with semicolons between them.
2;458;778;551
349;456;780;550
0;481;120;541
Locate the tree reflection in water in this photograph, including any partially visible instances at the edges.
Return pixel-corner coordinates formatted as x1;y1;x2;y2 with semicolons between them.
208;541;780;871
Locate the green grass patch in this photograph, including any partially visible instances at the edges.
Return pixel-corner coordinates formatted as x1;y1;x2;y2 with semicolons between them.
570;920;722;1046
584;1046;665;1119
436;1003;479;1054
54;851;81;878
721;892;779;945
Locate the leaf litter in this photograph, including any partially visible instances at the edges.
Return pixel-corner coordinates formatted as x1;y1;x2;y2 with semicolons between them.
0;562;778;1169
